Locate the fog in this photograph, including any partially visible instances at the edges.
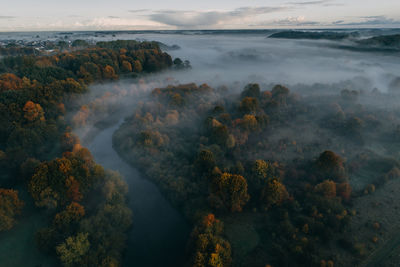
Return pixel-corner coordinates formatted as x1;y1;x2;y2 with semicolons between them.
70;31;400;129
120;32;400;90
69;31;400;266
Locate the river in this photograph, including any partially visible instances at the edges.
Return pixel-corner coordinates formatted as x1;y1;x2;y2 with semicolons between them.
72;30;400;267
81;121;190;267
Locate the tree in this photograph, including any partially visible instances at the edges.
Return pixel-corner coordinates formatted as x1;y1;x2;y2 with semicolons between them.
66;176;83;202
56;232;90;266
0;73;23;91
271;85;289;98
241;83;261;98
211;173;250;212
121;60;132;72
316;151;347;182
337;182;352;202
271;85;290;105
238;114;259;132
314;180;336;198
53;202;85;229
249;160;275;197
23;101;45;122
189;214;232;267
239;97;258;114
61;132;80;152
211;125;230;147
260;178;289;209
0;189;24;231
133;60;143;72
102;65;118;80
197;149;216;172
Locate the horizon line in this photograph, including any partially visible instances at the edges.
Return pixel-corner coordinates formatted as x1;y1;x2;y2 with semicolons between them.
1;27;400;34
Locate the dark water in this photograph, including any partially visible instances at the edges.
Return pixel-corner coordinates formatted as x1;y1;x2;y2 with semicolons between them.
84;121;190;267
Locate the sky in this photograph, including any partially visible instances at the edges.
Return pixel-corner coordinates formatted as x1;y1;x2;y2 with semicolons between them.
1;0;400;31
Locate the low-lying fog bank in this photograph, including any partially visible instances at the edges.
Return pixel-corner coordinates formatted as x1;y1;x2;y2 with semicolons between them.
67;32;400;267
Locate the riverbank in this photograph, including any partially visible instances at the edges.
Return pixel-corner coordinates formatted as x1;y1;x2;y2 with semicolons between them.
77;121;190;267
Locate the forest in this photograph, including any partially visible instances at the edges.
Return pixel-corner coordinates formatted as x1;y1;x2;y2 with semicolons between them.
0;40;178;266
113;81;400;266
1;31;400;267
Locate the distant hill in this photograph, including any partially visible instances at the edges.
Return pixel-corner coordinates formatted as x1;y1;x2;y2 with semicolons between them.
269;31;358;40
357;34;400;49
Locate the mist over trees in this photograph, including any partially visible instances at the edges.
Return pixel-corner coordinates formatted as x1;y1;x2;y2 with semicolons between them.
1;28;400;267
114;78;400;266
0;40;177;266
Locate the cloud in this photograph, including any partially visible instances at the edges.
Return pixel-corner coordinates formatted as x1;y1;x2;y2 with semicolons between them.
148;6;289;28
287;1;345;7
274;16;320;26
333;16;400;26
128;9;150;13
252;16;320;27
287;1;329;6
69;17;166;30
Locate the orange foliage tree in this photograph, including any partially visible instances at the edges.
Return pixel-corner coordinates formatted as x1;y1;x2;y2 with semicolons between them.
0;73;23;91
102;65;118;80
23;101;45;122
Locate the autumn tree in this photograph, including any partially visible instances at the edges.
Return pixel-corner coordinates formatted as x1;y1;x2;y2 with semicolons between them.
23;101;45;122
102;65;118;80
133;60;143;72
66;176;83;202
0;73;23;91
0;189;24;231
260;178;289;209
189;214;232;267
238;114;259;132
210;173;250;212
249;160;276;199
56;232;90;266
314;180;336;198
121;60;133;72
239;97;259;114
29;151;103;209
61;132;80;152
53;202;85;229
